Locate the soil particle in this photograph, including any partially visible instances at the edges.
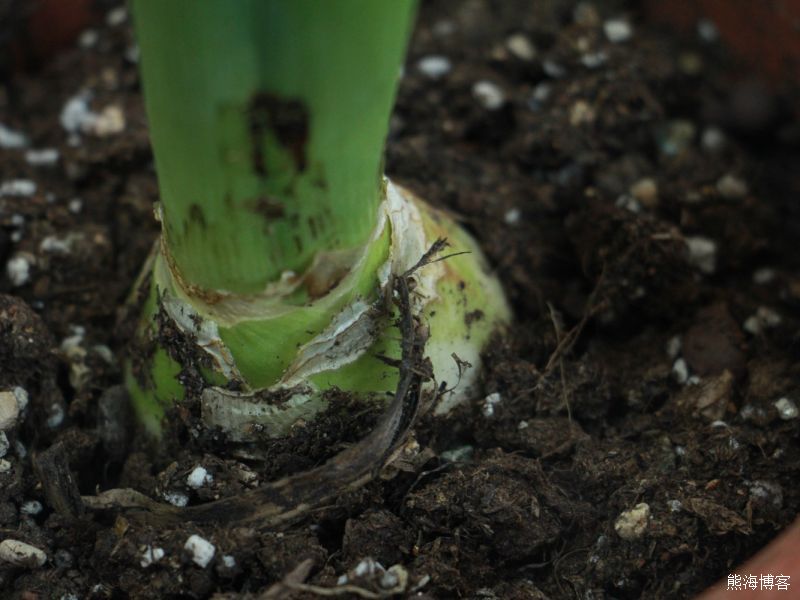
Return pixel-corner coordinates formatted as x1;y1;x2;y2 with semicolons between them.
258;529;328;580
342;509;414;567
0;389;20;430
683;497;751;535
478;415;589;457
604;18;634;44
682;303;746;376
674;369;734;421
406;449;588;560
472;80;506;110
0;539;47;568
96;384;133;462
774;397;798;420
614;502;651;540
32;440;85;519
0;294;55;381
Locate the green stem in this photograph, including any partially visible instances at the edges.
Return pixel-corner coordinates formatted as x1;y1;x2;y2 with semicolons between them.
128;0;511;438
132;0;416;294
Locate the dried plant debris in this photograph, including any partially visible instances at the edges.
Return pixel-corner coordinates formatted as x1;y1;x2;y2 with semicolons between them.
80;254;435;529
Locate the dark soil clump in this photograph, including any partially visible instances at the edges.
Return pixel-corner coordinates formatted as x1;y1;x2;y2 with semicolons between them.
1;1;798;598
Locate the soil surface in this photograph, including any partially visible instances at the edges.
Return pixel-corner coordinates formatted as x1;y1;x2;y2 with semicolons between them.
1;1;799;598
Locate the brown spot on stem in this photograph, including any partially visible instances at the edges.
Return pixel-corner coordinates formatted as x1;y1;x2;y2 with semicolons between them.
188;204;206;229
250;195;285;220
312;166;328;190
248;92;310;175
304;261;348;298
159;236;227;305
465;309;484;326
282;181;298;197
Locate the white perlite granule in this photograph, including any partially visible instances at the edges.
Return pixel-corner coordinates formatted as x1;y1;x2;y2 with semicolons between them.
140;546;165;568
614;503;650;540
184;535;215;568
187;465;213;489
416;56;451;79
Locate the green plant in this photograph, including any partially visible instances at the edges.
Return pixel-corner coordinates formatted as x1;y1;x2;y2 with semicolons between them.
127;0;511;438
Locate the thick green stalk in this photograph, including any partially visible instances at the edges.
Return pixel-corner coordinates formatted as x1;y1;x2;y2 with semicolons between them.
128;0;511;438
132;0;416;294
